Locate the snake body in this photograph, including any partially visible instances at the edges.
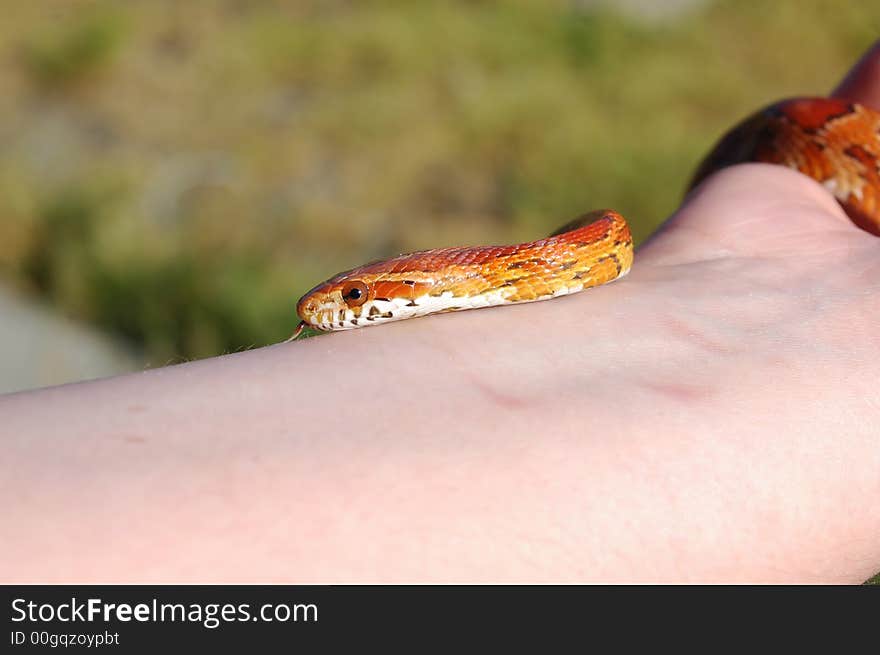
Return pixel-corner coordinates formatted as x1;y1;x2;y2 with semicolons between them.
292;97;880;337
690;97;880;236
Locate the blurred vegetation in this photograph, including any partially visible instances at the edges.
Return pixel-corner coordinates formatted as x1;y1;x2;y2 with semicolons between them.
0;0;878;584
0;0;879;367
22;11;125;89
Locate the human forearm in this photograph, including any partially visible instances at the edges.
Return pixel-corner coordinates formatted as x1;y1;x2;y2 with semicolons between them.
2;246;878;583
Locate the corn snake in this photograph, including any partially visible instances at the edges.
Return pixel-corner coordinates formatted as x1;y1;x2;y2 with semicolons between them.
289;97;880;339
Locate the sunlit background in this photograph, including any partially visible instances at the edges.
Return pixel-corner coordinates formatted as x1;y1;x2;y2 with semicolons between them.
1;0;879;393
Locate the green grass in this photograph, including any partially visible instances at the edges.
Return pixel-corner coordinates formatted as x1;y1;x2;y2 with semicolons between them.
2;0;878;360
0;0;878;583
22;11;125;89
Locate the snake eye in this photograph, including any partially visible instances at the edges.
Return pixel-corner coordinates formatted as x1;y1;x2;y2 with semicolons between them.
341;280;368;307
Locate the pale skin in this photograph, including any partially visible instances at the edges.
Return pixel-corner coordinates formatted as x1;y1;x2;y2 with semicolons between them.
2;45;880;584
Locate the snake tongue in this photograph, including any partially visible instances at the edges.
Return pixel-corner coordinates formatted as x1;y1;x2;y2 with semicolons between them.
283;321;307;343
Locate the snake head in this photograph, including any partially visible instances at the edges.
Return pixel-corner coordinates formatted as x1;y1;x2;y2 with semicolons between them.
296;262;443;332
295;278;373;331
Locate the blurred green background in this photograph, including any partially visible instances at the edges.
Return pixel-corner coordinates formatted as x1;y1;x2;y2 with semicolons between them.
0;0;878;583
0;0;878;366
